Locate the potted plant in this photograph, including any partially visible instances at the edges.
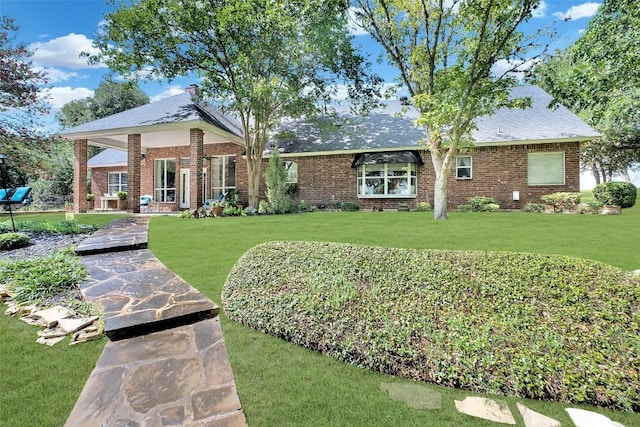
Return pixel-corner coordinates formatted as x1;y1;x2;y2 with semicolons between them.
211;200;224;217
116;191;128;210
86;193;95;210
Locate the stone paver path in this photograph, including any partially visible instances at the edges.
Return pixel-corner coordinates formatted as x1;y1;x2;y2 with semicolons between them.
66;217;246;426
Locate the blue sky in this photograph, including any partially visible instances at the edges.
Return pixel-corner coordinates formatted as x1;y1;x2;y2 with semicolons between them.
1;0;601;131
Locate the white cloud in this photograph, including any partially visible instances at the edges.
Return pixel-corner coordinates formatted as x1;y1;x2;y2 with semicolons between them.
44;86;94;109
552;2;600;21
347;7;368;36
531;0;548;18
29;33;106;68
32;66;82;84
150;85;186;102
491;58;540;78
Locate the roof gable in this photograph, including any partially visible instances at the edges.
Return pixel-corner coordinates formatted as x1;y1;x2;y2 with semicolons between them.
60;92;243;139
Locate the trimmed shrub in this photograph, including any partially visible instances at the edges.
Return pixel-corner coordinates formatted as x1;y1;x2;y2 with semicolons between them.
341;201;360;212
468;196;499;212
224;241;640;411
457;204;472;212
541;192;580;213
578;202;604;215
0;233;30;250
414;202;431;212
523;203;545;213
592;182;637;208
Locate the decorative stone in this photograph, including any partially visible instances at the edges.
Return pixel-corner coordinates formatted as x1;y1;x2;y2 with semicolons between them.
38;327;68;339
0;284;9;298
191;386;242;421
58;316;99;334
159;406;185;426
517;403;560;427
566;408;625;427
379;382;442;410
36;335;66;346
71;327;103;345
455;396;516;425
31;306;73;328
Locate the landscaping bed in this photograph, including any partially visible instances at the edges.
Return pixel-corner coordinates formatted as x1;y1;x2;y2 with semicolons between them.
223;241;640;411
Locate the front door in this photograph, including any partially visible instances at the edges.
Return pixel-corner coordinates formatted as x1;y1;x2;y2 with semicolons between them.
180;168;190;209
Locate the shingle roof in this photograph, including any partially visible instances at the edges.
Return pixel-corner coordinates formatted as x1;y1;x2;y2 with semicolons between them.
60;92;243;138
272;85;599;154
88;148;127;167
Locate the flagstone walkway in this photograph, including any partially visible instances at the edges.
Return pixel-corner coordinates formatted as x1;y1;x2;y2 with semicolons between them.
65;217;246;427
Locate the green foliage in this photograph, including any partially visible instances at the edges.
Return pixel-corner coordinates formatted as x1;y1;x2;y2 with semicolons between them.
0;232;29;250
523;203;546;213
541;192;581;213
0;219;98;235
414;202;431;212
457;204;473;212
224;241;640;410
264;151;292;214
533;0;640;180
0;247;88;304
58;81;149;128
592;182;637;208
354;0;543;219
258;200;269;214
468;196;499;212
341;201;360;212
578;202;604;215
116;191;127;201
90;0;380;207
86;193;95;202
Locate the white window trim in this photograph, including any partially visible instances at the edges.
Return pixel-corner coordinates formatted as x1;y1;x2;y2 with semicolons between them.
154;158;177;203
107;172;128;195
357;162;417;199
456;156;472;180
211;155;236;199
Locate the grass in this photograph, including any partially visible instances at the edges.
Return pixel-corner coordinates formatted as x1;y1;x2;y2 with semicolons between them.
146;200;640;426
0;207;638;426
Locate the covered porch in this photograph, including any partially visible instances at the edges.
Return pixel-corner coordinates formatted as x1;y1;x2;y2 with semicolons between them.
60;86;244;214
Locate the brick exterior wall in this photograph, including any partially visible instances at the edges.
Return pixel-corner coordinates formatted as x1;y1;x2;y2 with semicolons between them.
73;139;88;213
280;141;580;210
91;166;127;209
128;134;141;213
89;140;580;211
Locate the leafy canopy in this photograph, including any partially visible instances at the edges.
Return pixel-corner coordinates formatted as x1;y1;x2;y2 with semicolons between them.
354;0;545;219
533;0;640;181
88;0;380;206
0;16;63;181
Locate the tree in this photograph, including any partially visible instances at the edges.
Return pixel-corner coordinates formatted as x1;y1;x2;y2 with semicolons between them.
354;0;545;219
264;149;291;214
58;80;149;128
0;16;60;182
533;0;640;183
87;0;380;207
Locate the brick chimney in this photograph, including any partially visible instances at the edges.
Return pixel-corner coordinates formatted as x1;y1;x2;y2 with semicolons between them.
185;84;200;97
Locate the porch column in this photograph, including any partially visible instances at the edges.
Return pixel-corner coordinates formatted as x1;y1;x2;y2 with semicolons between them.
73;139;88;213
190;128;204;209
128;134;141;213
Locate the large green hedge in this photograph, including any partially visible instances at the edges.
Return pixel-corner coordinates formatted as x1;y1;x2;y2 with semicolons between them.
223;241;640;411
592;182;637;208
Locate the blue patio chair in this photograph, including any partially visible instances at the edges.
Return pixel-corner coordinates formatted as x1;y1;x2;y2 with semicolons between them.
0;187;32;205
140;195;152;212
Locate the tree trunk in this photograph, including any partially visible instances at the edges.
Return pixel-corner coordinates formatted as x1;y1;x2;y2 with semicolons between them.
246;154;262;208
617;168;631;182
591;163;601;185
430;148;454;220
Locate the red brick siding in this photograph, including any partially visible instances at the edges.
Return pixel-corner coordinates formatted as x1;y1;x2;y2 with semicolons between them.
91;140;580;211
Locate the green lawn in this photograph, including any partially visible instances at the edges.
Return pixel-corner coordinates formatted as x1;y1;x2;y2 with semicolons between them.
0;207;638;426
147;203;640;426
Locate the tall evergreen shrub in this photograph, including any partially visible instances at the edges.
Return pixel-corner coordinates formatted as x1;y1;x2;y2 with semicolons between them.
264;150;291;214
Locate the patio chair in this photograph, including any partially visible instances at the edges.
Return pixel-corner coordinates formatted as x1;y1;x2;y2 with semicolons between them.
140;195;152;212
0;186;32;206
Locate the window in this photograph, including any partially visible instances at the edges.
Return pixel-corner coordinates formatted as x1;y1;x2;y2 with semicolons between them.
285;161;298;184
154;159;176;202
357;163;417;197
211;155;236;199
456;156;472;179
107;172;127;195
528;152;565;185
